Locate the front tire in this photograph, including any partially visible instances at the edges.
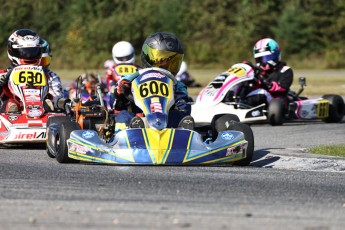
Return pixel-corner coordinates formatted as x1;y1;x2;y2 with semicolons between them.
46;116;69;158
214;115;254;166
55;121;80;163
322;94;344;123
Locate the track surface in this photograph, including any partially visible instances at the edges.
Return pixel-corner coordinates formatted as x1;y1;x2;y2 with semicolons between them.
1;120;345;230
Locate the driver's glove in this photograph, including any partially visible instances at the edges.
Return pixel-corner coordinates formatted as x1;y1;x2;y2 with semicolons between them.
261;79;272;90
116;79;131;96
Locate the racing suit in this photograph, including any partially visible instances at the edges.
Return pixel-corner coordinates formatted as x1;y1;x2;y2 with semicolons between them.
245;61;294;106
0;64;65;112
112;67;191;129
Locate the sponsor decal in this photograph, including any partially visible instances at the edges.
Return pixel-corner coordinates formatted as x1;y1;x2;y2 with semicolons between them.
150;101;163;113
301;110;309;117
226;144;244;156
8;116;18;121
23;89;40;95
251;110;261;117
140;72;165;81
26;105;42;109
221;132;234;141
69;143;89;154
29;109;42;117
82;131;95;139
13;65;42;71
25;96;41;102
14;131;46;140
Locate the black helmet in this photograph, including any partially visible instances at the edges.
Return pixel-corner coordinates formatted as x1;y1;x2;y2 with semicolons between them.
141;32;184;75
7;29;42;66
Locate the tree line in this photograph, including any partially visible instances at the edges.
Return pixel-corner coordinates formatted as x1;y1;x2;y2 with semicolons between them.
0;0;344;70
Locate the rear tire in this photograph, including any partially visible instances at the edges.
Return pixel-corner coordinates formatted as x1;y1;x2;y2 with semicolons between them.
56;121;80;163
46;116;69;158
268;98;285;126
322;94;344;123
214;115;254;166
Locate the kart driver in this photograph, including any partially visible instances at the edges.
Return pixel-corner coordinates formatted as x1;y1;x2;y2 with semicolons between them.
0;29;68;112
243;38;294;106
39;37;69;111
112;32;194;130
105;41;139;108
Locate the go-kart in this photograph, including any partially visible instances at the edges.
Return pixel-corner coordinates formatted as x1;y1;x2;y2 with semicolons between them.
46;75;114;162
46;67;254;166
0;65;64;144
65;72;110;109
191;63;345;126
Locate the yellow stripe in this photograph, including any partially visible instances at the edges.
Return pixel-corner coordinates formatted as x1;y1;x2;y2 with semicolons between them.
69;151;115;163
142;129;157;164
183;140;247;163
69;139;135;163
201;153;244;164
161;129;175;164
113;133;135;162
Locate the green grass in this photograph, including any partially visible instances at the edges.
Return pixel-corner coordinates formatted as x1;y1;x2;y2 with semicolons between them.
56;68;345;97
309;145;345;158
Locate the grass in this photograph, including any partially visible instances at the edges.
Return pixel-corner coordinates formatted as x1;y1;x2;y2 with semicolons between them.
57;68;345;97
309;145;345;158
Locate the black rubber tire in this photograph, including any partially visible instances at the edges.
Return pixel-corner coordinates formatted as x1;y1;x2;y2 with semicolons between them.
268;98;285;126
214;115;254;166
212;114;240;130
211;114;241;140
321;94;345;123
55;121;80;163
46;116;69;158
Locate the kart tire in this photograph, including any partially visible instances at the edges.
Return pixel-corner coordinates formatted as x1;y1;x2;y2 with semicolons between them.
214;115;254;166
55;121;80;163
211;114;241;140
322;94;345;123
212;114;240;131
268;98;285;126
46;116;70;158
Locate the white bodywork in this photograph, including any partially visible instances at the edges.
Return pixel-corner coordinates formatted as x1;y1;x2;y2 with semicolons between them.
191;63;268;124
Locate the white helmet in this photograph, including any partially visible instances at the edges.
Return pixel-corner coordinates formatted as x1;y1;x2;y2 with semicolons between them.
112;41;135;64
7;29;42;66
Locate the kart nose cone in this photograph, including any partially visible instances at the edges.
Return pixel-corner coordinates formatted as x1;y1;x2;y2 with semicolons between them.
147;113;167;130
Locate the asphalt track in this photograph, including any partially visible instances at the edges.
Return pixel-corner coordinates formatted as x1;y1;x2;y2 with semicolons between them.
0;117;344;230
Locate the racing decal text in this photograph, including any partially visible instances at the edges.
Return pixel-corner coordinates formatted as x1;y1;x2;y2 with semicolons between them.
14;131;46;139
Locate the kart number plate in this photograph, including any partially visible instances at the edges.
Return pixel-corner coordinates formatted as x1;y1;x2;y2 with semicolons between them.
11;67;46;86
225;67;246;77
115;65;136;75
138;80;170;98
316;100;329;118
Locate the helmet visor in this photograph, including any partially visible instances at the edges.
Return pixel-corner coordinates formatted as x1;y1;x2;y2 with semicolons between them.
142;44;184;75
116;53;134;62
40;55;51;67
255;52;278;64
12;47;42;60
